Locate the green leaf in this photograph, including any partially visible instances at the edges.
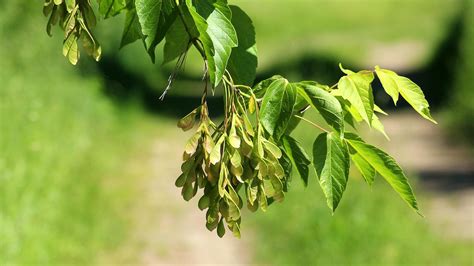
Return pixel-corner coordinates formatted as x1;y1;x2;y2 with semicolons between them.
252;75;284;99
351;152;376;185
162;10;191;64
375;66;399;105
347;137;376;185
371;113;390;140
312;132;349;212
99;0;127;18
82;3;97;28
339;63;355;75
187;0;238;85
283;136;311;186
279;152;293;191
259;78;296;138
185;1;216;81
375;66;436;123
374;104;388;115
346;138;419;212
120;8;144;48
227;5;257;86
338;71;374;126
136;0;177;62
397;77;437;124
298;84;344;134
285;92;310;134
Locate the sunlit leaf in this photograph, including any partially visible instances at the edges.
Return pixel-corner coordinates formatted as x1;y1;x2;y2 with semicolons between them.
375;65;399;105
346;137;419;212
346;135;376;186
375;66;436;123
338;70;374;125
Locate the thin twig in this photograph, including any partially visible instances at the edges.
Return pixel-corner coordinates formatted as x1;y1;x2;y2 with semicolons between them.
159;48;188;100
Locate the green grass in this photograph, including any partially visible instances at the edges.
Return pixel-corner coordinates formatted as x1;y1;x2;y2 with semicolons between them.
0;3;154;264
245;111;473;265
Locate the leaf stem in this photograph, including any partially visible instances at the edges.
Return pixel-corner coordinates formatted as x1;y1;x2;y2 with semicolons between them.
294;115;329;133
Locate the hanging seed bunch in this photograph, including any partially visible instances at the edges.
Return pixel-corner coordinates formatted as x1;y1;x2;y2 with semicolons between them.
43;0;101;65
175;76;292;238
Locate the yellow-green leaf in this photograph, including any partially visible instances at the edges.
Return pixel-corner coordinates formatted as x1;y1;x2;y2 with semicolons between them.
338;71;374;126
346;138;419;212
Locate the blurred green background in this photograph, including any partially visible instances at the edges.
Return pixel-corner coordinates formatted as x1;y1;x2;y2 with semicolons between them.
1;0;473;265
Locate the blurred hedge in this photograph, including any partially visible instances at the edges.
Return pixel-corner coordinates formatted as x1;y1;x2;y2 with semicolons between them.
447;0;474;145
